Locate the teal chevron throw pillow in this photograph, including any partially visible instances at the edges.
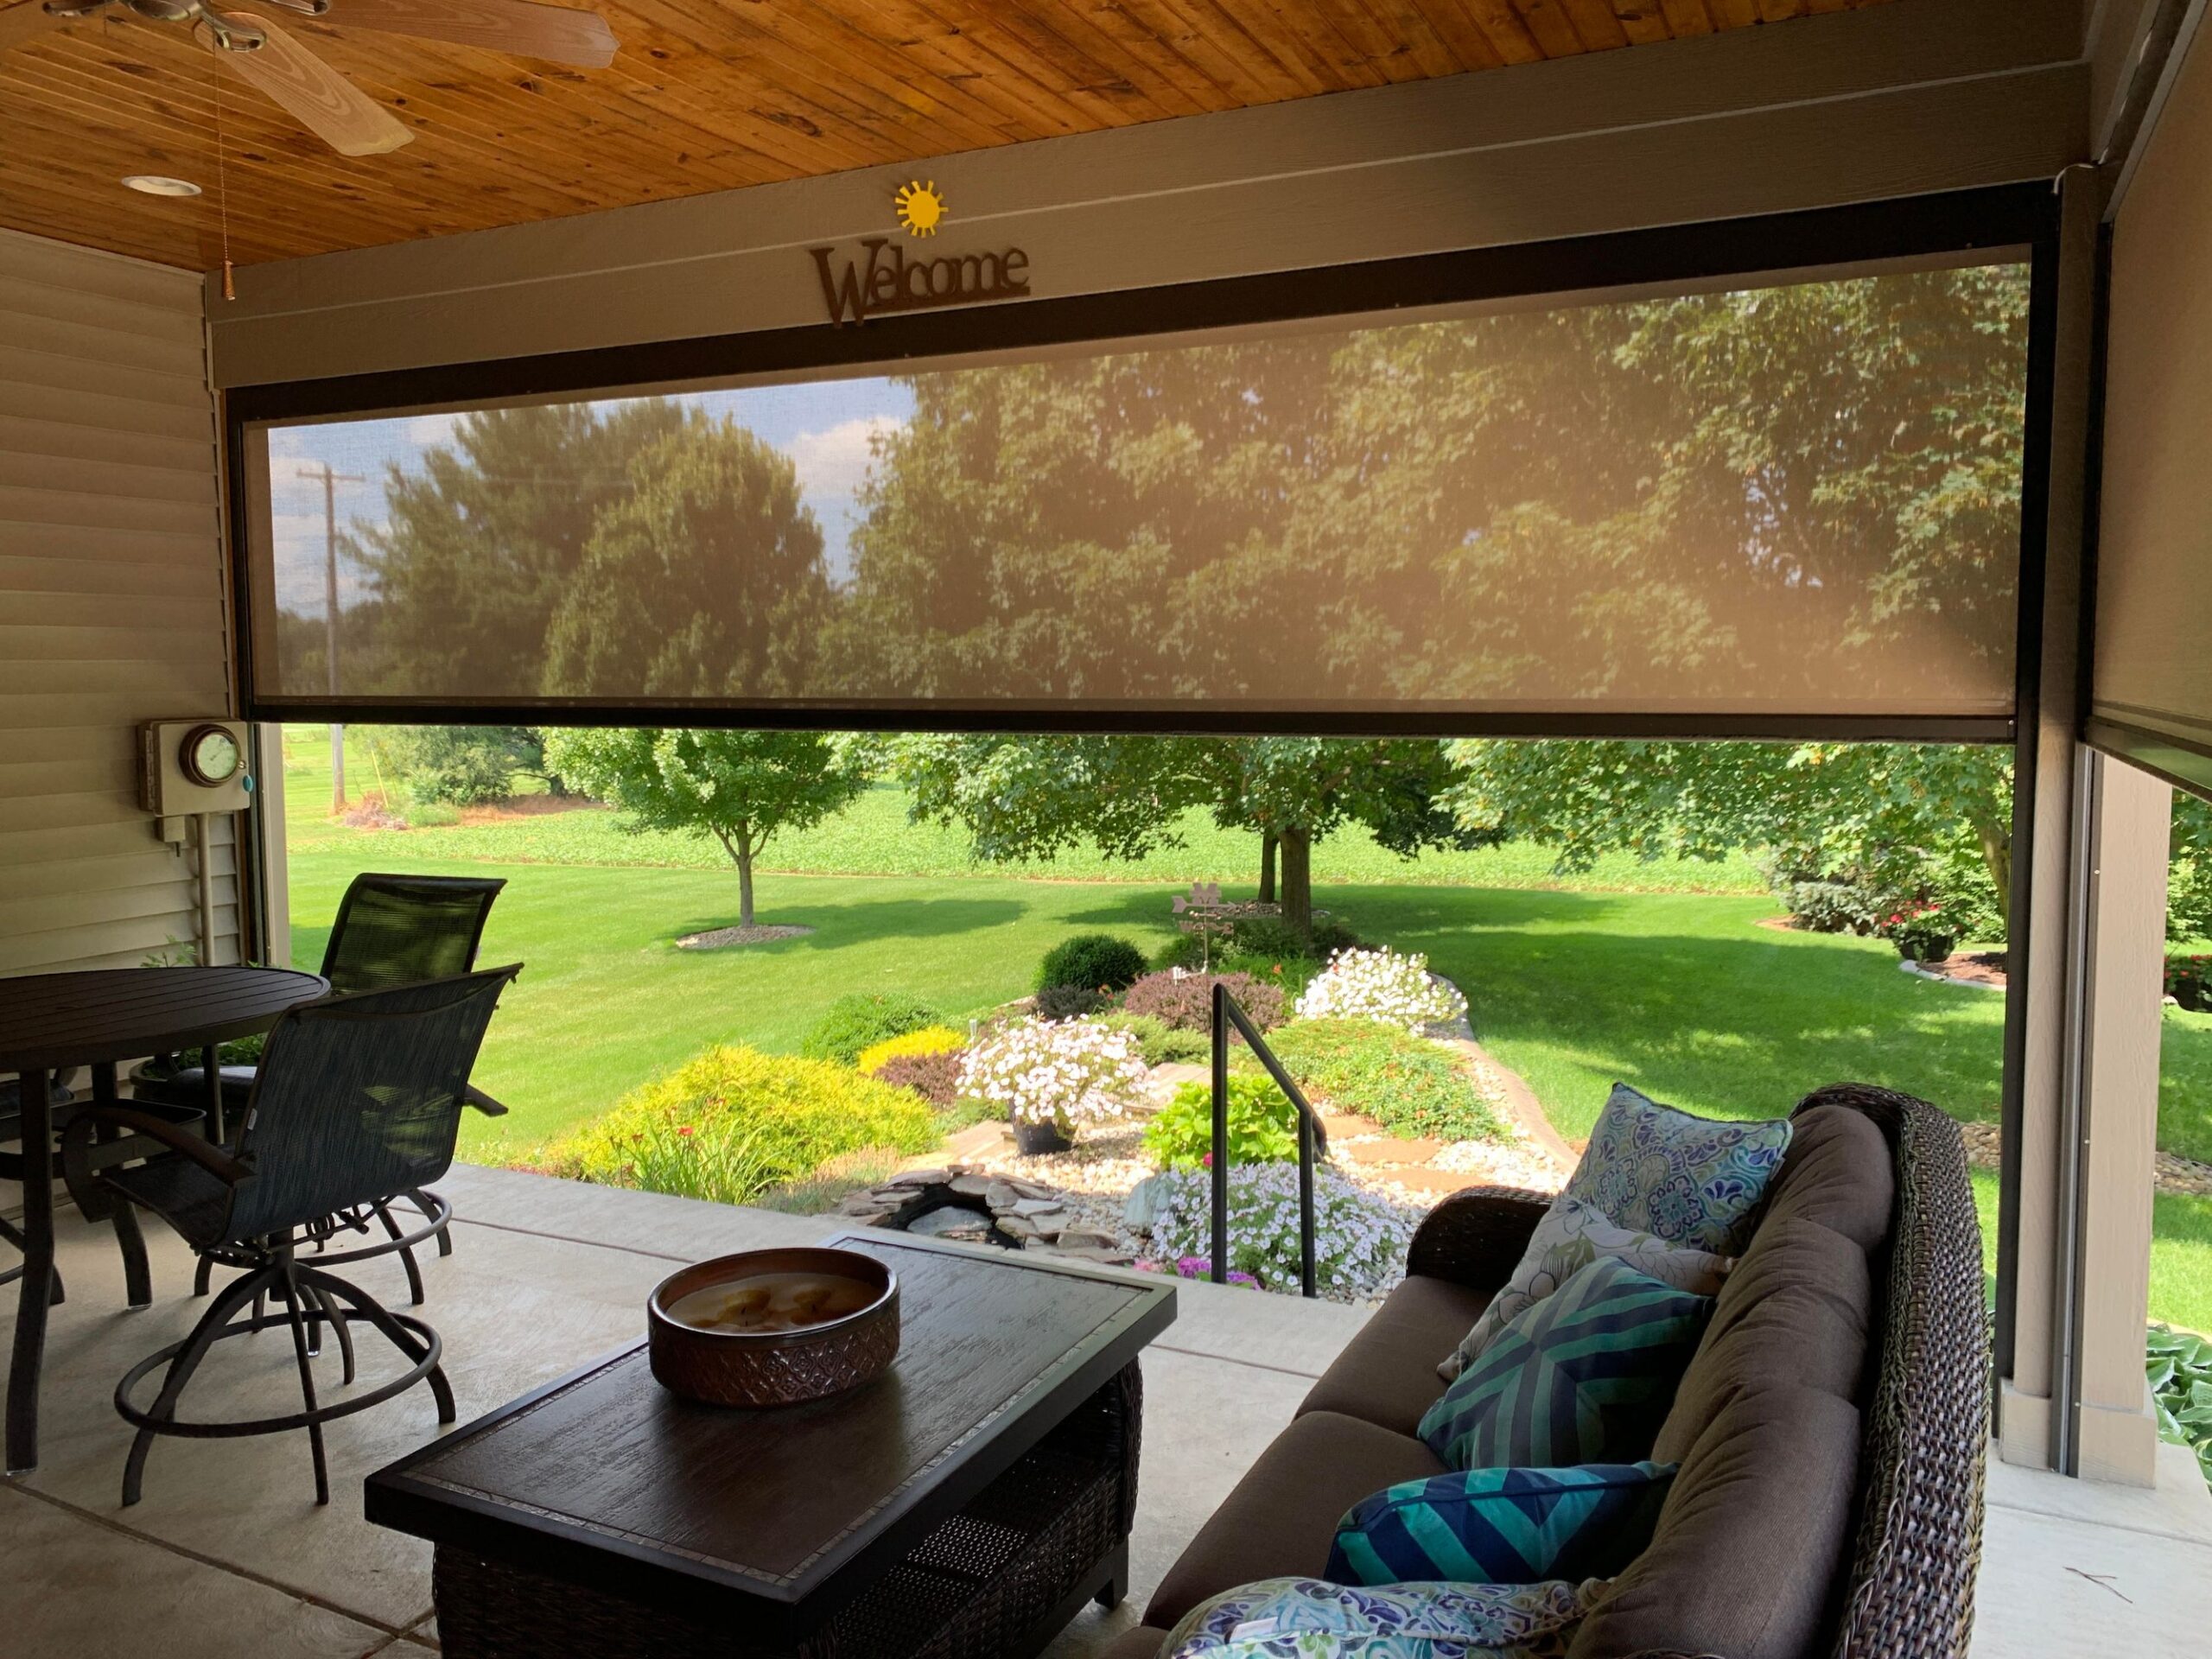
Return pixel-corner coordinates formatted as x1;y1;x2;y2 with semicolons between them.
1563;1084;1792;1255
1418;1256;1712;1469
1326;1462;1675;1587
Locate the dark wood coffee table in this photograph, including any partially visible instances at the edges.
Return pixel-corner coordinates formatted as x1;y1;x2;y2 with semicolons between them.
366;1230;1177;1659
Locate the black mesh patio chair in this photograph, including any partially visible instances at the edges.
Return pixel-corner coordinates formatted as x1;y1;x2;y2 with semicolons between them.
147;872;510;1289
62;966;520;1508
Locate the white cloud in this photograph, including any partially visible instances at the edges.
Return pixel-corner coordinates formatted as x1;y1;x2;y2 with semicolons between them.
785;414;902;500
404;411;467;448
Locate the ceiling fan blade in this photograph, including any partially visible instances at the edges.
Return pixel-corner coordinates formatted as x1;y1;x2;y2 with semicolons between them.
196;13;411;156
0;2;73;51
317;0;616;67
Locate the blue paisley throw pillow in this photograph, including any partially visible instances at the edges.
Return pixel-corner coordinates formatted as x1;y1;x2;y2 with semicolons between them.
1164;1576;1604;1659
1326;1462;1674;1588
1418;1257;1711;1470
1563;1084;1792;1255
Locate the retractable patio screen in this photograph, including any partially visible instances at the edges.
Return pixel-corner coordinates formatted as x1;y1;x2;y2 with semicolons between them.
238;261;2032;732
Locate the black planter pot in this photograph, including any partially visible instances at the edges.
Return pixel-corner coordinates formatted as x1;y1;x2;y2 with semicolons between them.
1011;1118;1073;1156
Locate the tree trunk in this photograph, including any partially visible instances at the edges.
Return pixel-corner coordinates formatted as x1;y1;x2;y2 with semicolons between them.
1258;832;1279;904
1278;825;1313;942
738;845;756;928
1975;817;2012;935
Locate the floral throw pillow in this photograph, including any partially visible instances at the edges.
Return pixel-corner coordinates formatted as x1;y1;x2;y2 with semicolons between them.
1164;1576;1603;1659
1439;1198;1732;1381
1561;1084;1792;1256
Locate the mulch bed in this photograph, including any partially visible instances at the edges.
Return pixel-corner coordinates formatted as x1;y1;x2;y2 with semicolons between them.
1961;1120;2212;1198
676;924;816;949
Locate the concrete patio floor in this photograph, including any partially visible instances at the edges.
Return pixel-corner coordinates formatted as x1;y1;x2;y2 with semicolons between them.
2;1163;2209;1658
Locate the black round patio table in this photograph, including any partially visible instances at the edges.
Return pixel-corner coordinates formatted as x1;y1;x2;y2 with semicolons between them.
2;965;327;1472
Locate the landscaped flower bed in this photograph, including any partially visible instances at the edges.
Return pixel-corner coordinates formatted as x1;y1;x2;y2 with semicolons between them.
1294;946;1469;1032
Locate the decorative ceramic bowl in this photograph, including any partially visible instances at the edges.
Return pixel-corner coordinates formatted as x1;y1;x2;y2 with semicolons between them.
647;1247;899;1408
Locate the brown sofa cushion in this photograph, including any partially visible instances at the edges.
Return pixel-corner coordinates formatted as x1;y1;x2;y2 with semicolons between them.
1295;1275;1491;1437
1760;1103;1895;1249
1143;1411;1446;1629
1569;1387;1862;1659
1653;1217;1873;1464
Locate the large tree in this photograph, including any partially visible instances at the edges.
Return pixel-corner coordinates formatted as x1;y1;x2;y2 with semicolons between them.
891;734;1489;938
347;399;692;695
541;417;830;698
1442;739;2014;928
830;265;2031;713
542;729;871;928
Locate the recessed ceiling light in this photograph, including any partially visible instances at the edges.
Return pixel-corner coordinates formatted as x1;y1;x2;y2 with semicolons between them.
122;175;202;198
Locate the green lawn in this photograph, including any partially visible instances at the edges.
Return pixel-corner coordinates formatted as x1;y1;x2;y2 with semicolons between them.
275;726;2212;1332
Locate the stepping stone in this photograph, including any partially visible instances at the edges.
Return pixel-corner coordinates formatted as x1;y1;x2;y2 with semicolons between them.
1343;1138;1444;1166
1320;1113;1385;1138
1386;1167;1492;1196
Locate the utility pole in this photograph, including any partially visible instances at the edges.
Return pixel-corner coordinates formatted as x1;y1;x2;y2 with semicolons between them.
299;462;365;813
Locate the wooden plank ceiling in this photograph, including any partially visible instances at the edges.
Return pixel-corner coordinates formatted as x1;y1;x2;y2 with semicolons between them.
0;0;1897;272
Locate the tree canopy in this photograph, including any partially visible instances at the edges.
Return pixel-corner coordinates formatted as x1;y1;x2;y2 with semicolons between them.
540;728;871;927
890;734;1490;936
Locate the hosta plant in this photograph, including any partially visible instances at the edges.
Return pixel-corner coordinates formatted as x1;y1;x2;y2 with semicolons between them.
2149;1324;2212;1489
1147;1164;1412;1298
957;1017;1149;1140
1294;947;1467;1033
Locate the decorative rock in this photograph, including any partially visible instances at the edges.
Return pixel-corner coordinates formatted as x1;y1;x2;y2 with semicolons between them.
1122;1173;1169;1231
889;1168;952;1188
1055;1226;1120;1251
984;1180;1022;1210
996;1214;1041;1239
949;1173;995;1196
995;1175;1060;1201
1009;1196;1065;1217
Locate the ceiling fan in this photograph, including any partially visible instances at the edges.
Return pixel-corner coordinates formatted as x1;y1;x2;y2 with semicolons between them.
0;0;619;156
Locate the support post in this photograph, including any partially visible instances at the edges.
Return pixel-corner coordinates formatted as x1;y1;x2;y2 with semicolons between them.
2062;753;2169;1484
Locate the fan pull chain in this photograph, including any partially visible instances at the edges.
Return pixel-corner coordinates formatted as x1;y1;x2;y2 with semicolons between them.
216;69;235;301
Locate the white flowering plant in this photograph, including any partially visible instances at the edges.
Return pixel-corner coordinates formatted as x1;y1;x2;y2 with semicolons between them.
1293;946;1467;1033
1146;1164;1414;1298
957;1017;1149;1138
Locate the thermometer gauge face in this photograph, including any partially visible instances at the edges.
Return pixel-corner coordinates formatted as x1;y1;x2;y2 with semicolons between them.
181;724;242;789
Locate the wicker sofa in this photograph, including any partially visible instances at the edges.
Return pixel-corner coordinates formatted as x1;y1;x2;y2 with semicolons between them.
1104;1084;1988;1659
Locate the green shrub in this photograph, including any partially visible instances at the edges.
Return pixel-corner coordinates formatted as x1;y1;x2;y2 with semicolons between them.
405;801;462;829
1153;932;1209;972
1144;1076;1300;1171
2148;1324;2212;1488
1098;1012;1211;1067
1037;933;1149;994
372;725;541;806
1217;950;1322;1002
547;1045;938;1205
801;994;944;1064
1258;1019;1506;1142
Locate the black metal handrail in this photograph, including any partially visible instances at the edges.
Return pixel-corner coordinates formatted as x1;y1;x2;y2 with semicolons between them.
1211;981;1329;1298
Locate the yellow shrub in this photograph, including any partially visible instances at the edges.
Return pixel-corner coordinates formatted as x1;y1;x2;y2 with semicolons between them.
546;1044;938;1206
855;1024;968;1075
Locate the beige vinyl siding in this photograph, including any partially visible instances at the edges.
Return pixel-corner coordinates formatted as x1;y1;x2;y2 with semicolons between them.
0;226;240;977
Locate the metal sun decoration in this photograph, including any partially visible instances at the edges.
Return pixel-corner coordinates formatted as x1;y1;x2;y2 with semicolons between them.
894;181;947;238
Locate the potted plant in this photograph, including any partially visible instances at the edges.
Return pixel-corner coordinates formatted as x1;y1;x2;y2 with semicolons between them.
1883;902;1956;964
957;1018;1149;1156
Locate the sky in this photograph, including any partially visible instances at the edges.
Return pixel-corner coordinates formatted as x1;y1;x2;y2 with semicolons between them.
262;375;918;617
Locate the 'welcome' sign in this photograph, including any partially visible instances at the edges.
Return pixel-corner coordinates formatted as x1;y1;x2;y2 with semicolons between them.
809;238;1031;327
